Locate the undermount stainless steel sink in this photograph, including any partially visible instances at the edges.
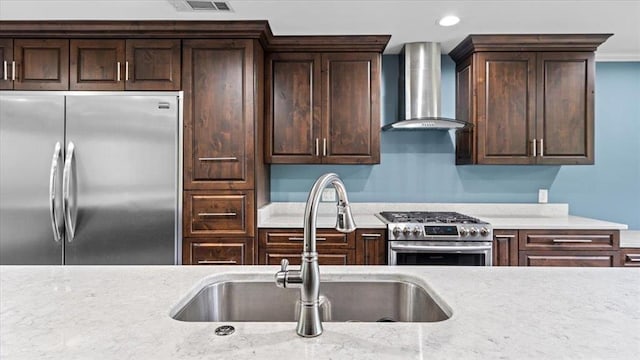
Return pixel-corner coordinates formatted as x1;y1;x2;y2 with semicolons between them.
170;275;451;323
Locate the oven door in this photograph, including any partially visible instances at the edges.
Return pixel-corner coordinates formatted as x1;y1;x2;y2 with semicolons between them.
388;241;493;266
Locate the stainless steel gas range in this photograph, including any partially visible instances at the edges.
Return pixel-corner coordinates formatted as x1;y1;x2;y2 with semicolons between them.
377;211;493;266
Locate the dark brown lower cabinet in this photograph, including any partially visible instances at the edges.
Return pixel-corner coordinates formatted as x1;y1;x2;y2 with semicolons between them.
517;229;620;267
620;249;640;267
183;238;255;265
262;249;355;266
519;251;619;267
257;228;385;265
355;229;386;265
493;230;519;266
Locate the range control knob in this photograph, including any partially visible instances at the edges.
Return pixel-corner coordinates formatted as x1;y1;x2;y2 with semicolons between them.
459;227;469;236
469;227;479;236
402;227;411;235
392;226;401;236
480;227;490;236
413;226;421;235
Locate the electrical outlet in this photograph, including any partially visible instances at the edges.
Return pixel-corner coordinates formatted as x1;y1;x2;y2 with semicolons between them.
538;189;548;203
321;188;336;202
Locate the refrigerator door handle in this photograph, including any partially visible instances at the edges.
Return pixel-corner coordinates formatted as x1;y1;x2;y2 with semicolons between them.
62;142;78;242
49;142;63;243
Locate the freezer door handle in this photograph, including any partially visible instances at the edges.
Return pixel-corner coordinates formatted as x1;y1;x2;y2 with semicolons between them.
63;142;78;242
48;142;63;243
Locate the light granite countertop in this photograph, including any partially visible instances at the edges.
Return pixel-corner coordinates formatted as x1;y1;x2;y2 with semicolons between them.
258;202;629;231
1;265;639;359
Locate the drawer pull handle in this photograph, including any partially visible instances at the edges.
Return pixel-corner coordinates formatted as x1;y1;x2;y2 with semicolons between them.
626;254;640;262
288;237;326;241
552;239;594;243
198;212;237;217
198;157;238;161
361;233;381;238
197;260;238;265
496;235;516;239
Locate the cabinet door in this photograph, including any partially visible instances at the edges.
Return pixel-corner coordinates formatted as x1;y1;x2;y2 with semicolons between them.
321;53;380;164
455;57;474;164
536;52;594;164
14;39;69;90
476;52;536;164
70;39;125;90
184;238;255;265
125;39;181;90
183;39;254;189
0;39;13;90
355;229;386;265
519;251;618;267
493;230;519;266
266;53;322;163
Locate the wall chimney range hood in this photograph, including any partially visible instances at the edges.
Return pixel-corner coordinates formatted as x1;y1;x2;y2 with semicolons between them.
382;42;470;131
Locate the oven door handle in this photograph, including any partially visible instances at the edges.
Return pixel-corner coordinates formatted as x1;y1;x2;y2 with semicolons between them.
390;244;492;253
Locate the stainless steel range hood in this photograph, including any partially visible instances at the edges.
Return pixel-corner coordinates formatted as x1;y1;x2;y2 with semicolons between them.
382;42;470;131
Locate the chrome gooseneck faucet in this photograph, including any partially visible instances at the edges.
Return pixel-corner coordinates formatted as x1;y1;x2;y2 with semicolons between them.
275;173;356;337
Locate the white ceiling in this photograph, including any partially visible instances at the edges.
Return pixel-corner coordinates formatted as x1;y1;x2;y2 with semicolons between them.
1;0;639;60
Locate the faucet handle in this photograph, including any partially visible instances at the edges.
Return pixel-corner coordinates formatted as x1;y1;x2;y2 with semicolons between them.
280;258;289;272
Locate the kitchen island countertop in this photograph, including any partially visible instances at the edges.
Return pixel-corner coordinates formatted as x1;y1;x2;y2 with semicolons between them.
1;265;638;359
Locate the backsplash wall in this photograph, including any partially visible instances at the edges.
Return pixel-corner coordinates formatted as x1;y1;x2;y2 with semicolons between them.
271;56;640;230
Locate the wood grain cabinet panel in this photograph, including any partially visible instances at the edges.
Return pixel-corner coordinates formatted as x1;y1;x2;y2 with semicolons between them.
13;39;69;90
493;230;519;266
183;39;254;189
450;35;607;165
355;229;386;265
537;52;594;164
184;238;255;265
266;52;321;163
185;191;255;238
266;51;381;164
519;230;619;251
520;251;618;267
125;39;181;90
262;249;354;266
70;39;124;90
0;39;13;90
620;249;640;267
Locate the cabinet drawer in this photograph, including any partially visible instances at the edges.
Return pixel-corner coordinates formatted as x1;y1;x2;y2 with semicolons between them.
620;249;640;267
519;230;619;250
261;249;354;266
185;239;254;265
519;251;618;267
259;228;354;249
185;191;254;237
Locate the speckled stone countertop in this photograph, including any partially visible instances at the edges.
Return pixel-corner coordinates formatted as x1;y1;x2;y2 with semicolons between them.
1;266;639;359
258;202;628;231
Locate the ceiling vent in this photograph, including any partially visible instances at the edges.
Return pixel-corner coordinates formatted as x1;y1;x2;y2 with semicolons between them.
168;0;234;12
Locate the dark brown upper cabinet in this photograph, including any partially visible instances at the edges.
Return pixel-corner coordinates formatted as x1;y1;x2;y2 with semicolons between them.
182;39;255;189
450;34;610;165
1;39;69;90
70;39;180;91
266;52;381;164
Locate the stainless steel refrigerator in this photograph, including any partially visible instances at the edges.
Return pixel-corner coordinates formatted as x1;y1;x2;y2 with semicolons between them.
0;92;182;265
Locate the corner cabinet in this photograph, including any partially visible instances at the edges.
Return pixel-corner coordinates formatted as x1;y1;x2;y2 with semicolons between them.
265;51;382;164
450;34;611;165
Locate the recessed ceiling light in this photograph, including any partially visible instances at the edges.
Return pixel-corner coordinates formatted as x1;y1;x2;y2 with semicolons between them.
438;15;460;27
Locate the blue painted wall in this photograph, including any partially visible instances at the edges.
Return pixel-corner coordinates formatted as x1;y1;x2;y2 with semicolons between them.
271;56;640;230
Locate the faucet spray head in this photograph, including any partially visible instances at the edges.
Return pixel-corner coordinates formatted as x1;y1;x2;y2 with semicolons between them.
335;203;356;233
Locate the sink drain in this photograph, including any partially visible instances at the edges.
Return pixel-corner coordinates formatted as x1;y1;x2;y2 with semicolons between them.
376;317;396;322
215;325;235;336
